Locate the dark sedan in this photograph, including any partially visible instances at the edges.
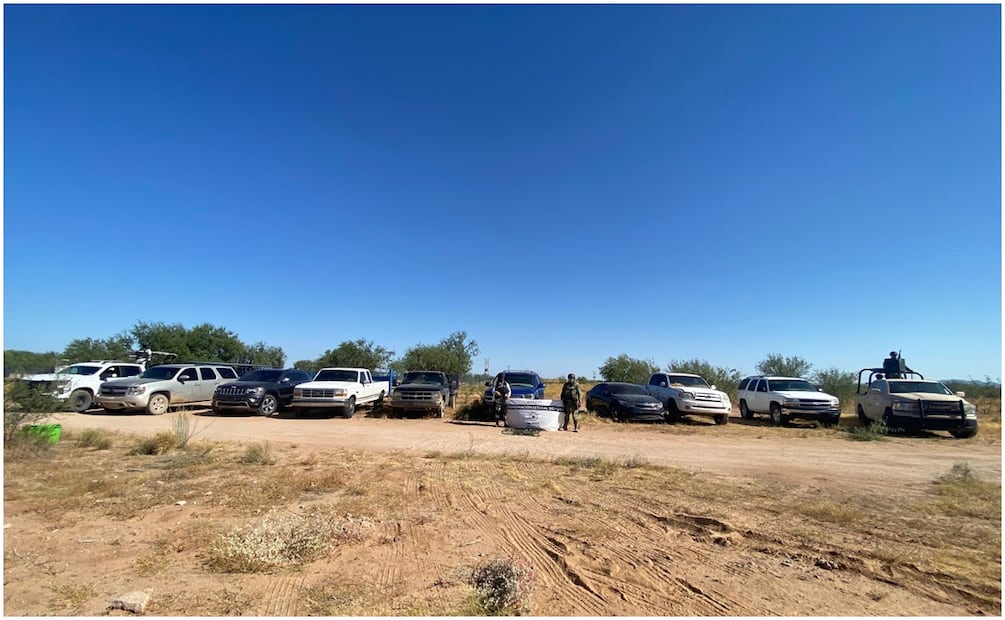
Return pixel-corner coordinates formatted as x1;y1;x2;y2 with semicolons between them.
585;382;666;422
212;368;314;416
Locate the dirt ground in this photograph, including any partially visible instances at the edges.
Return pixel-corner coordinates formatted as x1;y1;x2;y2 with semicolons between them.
4;407;1001;616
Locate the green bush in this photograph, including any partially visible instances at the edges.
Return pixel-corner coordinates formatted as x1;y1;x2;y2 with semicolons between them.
847;420;889;441
3;380;63;441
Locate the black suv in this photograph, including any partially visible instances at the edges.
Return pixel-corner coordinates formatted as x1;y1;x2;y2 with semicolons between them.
212;368;313;416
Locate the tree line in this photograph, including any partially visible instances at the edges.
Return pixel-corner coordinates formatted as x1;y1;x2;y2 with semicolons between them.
3;323;481;380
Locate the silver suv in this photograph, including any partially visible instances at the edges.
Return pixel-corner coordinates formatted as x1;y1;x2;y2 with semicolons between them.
96;363;239;415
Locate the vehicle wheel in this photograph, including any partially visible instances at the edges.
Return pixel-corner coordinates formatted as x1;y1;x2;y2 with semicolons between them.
436;400;445;418
391;407;403;418
374;391;385;411
769;403;785;426
212;407;223;416
343;396;356;418
949;428;977;439
820;415;840;428
739;400;753;420
610;404;621;422
882;408;895;430
857;404;869;424
69;389;93;413
714;413;729;425
259;394;279;417
448;394;456;408
147;393;170;416
666;400;682;423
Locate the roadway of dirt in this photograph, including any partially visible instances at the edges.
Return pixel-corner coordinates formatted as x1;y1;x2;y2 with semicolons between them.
5;408;1001;616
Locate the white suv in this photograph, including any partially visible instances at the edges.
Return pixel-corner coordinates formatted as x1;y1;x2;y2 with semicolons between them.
23;361;145;412
737;375;841;427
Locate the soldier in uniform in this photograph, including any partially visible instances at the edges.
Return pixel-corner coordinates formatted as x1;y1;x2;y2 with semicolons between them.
492;374;511;427
560;373;582;432
883;351;911;379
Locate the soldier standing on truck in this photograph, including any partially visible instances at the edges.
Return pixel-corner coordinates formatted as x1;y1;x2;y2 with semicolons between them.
493;374;511;427
561;373;582;432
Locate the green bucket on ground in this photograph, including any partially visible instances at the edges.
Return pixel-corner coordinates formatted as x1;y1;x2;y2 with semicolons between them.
24;424;62;444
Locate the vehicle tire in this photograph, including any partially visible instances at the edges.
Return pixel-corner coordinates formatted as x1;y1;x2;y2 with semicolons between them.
714;413;729;425
343;396;356;418
820;415;840;428
259;394;279;417
374;391;385;411
436;400;445;418
857;404;869;424
739;400;753;420
769;403;785;426
949;428;977;439
147;393;170;416
391;407;403;418
212;407;223;416
69;389;93;413
666;400;682;423
448;394;456;408
882;408;895;430
610;404;621;422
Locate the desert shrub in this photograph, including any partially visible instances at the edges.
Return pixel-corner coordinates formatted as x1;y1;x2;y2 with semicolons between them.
3;429;56;461
468;556;534;615
129;431;178;455
239;442;274;465
76;428;113;450
938;462;978;485
207;509;375;573
3;380;62;441
555;456;619;475
847;420;889;441
171;411;204;449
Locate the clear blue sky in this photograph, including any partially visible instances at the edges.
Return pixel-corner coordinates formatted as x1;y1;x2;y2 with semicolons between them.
4;4;1001;381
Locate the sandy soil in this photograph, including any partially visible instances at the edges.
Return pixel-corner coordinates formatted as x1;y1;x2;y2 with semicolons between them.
3;408;1001;616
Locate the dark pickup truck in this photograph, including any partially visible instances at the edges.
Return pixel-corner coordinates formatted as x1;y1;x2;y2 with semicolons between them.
212;368;314;416
389;370;459;418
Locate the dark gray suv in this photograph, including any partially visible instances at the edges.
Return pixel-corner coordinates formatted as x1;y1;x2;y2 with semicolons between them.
212;368;313;416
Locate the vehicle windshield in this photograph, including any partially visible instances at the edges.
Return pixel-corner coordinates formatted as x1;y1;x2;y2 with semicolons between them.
609;384;647;396
767;379;816;392
57;365;100;376
667;375;710;388
499;373;537;387
402;372;445;385
888;381;953;395
240;370;282;383
140;366;181;380
314;369;358;382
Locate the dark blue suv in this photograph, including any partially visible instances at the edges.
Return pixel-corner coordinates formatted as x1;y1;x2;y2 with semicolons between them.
483;370;547;403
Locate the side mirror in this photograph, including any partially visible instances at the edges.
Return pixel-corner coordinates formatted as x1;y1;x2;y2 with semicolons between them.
178;376;187;383
955;391;966;398
817;387;823;392
484;381;491;387
281;377;290;383
659;381;668;387
710;385;717;391
538;383;546;389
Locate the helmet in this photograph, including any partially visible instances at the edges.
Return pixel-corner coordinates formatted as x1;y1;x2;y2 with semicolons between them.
567;373;576;380
889;351;898;358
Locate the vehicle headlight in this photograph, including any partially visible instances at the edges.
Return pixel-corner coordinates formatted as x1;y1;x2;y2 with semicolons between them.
679;391;695;400
892;401;920;411
831;400;840;407
126;386;146;396
293;388;302;397
964;402;978;416
248;387;264;395
332;388;347;397
782;398;800;406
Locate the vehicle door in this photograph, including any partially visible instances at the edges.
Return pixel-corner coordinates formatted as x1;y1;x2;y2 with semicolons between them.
359;370;377;400
751;379;769;412
648;374;668;399
174;367;201;403
862;379;886;419
195;367;220;402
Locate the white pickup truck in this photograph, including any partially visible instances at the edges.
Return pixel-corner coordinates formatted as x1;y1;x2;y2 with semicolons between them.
291;367;388;418
24;361;145;412
644;372;732;425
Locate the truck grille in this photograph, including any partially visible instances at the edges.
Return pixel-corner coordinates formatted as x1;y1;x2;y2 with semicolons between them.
696;393;721;402
100;386;128;396
300;388;336;399
794;399;833;410
922;401;962;413
217;386;249;397
396;390;437;401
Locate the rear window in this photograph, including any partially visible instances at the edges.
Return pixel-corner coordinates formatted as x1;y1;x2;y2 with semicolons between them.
738;378;750;390
200;368;218;380
218;368;238;379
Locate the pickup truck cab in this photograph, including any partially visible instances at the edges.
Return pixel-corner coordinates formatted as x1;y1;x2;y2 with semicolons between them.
854;368;978;438
483;370;547;403
737;375;841;427
24;361;145;412
645;372;732;425
390;370;459;418
96;363;240;415
291;367;388;418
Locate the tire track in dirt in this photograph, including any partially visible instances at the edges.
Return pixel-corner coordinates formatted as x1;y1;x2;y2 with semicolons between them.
258;573;307;616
